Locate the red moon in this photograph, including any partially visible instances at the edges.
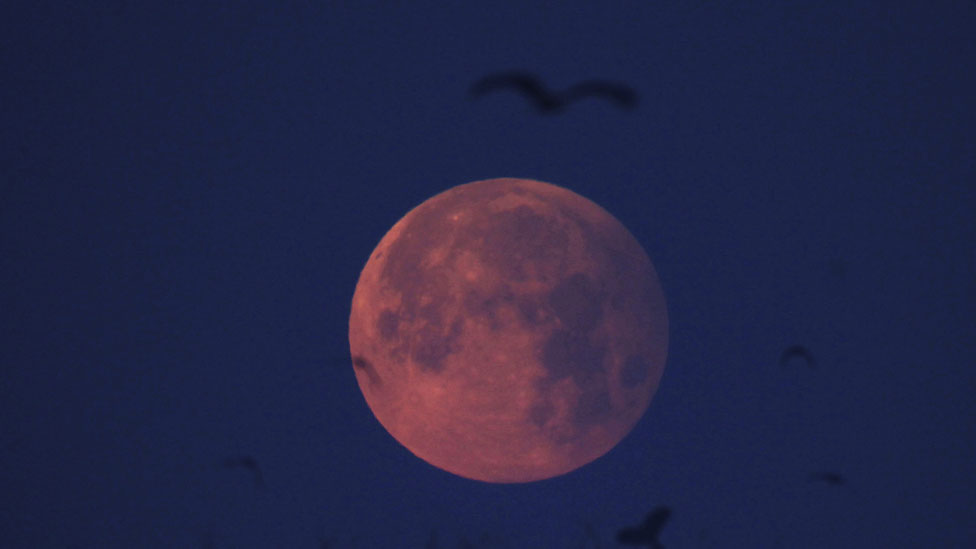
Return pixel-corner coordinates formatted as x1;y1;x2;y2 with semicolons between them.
348;178;668;483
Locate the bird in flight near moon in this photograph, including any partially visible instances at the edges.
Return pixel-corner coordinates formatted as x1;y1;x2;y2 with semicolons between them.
779;344;815;369
617;506;672;548
807;471;846;486
469;71;639;114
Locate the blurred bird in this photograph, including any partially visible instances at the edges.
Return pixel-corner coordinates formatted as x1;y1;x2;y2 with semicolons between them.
780;345;815;369
808;471;846;486
220;455;265;488
617;507;672;548
469;71;638;114
352;355;383;386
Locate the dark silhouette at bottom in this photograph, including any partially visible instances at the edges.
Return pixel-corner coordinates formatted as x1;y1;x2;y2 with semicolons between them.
617;507;672;548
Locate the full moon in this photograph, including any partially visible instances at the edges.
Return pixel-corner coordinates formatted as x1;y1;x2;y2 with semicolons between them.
348;178;668;483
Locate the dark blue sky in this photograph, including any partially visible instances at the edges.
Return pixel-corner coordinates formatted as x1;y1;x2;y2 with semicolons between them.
2;2;974;547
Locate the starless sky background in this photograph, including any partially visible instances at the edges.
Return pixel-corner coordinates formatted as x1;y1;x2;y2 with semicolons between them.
1;2;974;547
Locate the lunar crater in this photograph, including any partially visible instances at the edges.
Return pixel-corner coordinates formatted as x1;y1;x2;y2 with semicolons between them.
409;315;464;373
541;329;607;383
547;272;605;334
574;381;613;426
620;354;652;389
376;309;399;340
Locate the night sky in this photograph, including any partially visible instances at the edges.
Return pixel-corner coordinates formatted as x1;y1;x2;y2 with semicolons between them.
2;2;974;548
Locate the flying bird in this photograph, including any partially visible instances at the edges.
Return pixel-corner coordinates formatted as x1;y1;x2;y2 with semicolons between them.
469;71;638;114
352;355;383;386
808;471;846;486
617;507;672;548
779;344;815;369
220;455;265;488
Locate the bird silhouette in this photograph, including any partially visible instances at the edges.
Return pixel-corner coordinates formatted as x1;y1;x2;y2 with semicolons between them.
617;507;672;548
220;455;265;488
808;471;846;486
469;71;638;114
779;344;815;369
352;355;382;386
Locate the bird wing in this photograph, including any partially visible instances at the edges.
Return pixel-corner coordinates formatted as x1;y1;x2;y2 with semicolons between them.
808;472;845;485
564;80;638;108
617;507;671;545
352;356;383;386
643;507;672;536
469;71;561;111
616;526;646;544
780;345;815;368
469;71;548;98
221;456;265;487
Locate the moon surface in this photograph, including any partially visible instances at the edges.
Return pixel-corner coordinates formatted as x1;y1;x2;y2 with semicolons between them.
348;178;668;483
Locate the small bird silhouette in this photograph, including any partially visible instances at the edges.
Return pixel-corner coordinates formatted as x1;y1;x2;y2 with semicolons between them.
220;455;265;488
617;507;672;548
469;71;638;114
808;471;846;486
779;345;815;369
352;355;382;387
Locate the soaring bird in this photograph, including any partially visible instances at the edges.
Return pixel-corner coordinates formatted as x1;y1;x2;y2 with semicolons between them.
469;71;638;114
617;507;672;548
779;344;815;369
220;455;265;488
808;471;846;486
